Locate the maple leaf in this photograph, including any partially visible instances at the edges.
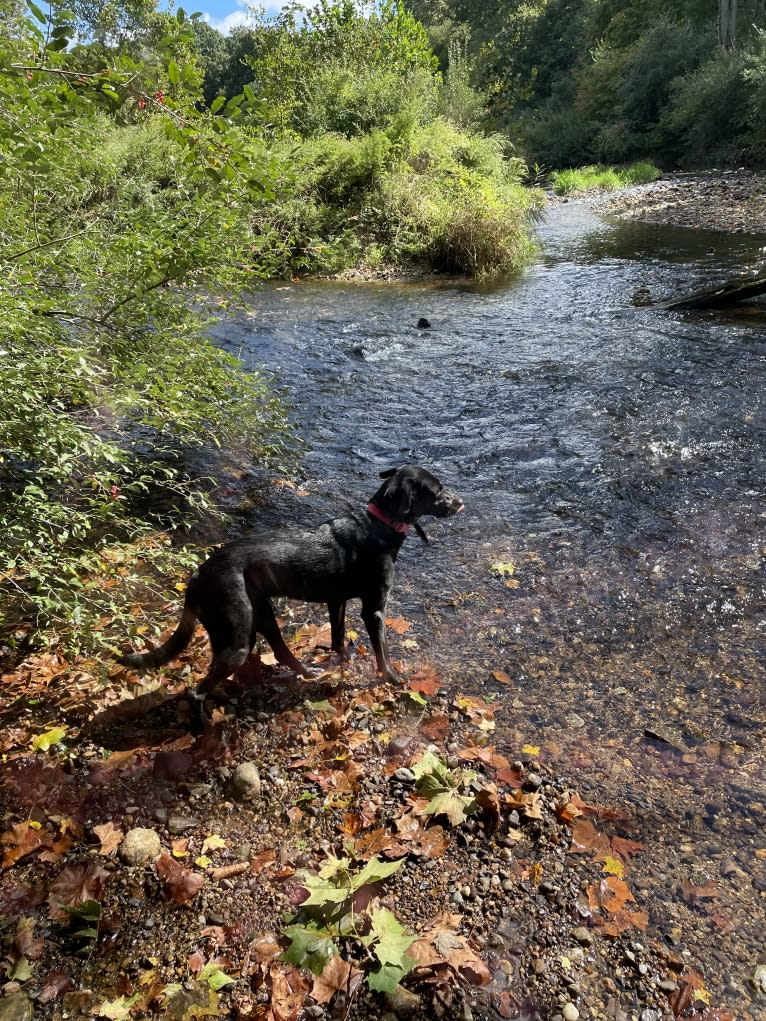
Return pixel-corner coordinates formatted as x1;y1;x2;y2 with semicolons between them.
587;875;635;914
155;852;204;905
269;963;308;1021
408;665;443;696
1;820;51;868
94;993;141;1019
600;855;625;877
38;971;75;1002
14;917;44;960
362;907;417;992
93;821;123;857
47;862;111;920
491;669;513;685
31;726;67;752
282;923;338;975
310;955;364;1004
418;713;450;741
386;616;413;634
409;913;492;986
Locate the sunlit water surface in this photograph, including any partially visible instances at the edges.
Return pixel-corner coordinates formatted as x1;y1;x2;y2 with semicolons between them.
211;203;766;890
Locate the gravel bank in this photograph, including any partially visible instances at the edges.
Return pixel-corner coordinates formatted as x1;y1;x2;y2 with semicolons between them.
596;170;766;234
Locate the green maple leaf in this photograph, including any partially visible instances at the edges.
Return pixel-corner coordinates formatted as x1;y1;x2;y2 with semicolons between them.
282;923;338;975
362;908;416;993
366;961;413;993
422;787;475;826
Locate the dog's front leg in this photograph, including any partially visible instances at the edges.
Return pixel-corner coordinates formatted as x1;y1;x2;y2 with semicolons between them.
361;600;400;684
328;600;350;660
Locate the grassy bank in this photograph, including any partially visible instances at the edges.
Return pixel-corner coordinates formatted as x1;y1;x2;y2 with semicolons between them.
550;162;661;196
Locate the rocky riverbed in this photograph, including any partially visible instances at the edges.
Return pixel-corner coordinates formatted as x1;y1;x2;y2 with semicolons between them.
596;169;766;234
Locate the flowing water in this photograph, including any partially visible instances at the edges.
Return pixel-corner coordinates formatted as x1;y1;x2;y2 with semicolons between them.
212;201;766;1008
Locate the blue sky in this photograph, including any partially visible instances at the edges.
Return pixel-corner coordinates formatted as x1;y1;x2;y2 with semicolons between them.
175;2;303;34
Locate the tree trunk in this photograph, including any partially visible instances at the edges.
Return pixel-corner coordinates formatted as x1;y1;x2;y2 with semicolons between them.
719;0;737;48
657;273;766;311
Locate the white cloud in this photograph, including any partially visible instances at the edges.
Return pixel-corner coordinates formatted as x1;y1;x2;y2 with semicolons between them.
203;3;252;35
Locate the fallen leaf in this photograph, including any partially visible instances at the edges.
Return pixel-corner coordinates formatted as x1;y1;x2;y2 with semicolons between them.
310;956;364;1005
155;853;204;905
47;862;111;920
93;821;123;857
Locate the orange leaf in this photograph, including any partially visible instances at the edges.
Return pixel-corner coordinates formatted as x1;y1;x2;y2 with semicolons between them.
408;665;443;696
386;616;413;634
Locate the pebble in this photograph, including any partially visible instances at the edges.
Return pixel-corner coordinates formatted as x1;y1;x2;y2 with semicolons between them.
228;761;262;801
119;827;161;865
562;1004;579;1021
392;767;416;784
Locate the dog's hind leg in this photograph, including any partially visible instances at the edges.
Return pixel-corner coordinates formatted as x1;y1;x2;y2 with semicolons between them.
190;578;254;719
327;600;349;660
251;594;313;677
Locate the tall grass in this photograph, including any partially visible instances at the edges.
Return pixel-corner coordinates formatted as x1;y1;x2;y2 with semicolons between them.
550;161;661;195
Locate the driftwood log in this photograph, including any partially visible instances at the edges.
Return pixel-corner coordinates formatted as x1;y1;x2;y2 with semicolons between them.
657;274;766;310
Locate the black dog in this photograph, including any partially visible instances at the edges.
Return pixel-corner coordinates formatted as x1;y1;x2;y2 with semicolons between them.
118;466;462;719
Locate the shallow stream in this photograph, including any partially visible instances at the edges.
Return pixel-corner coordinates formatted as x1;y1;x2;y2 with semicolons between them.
212;201;766;1010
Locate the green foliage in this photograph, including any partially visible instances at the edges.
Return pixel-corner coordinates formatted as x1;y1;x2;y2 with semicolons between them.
256;118;537;279
412;0;766;169
283;855;416;992
411;749;477;825
0;6;293;654
550;161;661;196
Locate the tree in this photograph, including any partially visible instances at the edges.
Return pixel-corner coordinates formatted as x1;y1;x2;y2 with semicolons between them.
719;0;737;47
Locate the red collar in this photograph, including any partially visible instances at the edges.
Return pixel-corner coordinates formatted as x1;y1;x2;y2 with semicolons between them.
367;502;409;535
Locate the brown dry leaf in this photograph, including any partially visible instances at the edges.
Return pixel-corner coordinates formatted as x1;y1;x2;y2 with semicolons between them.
600;908;649;937
93;821;123;857
251;850;277;874
188;948;206;975
568;818;612;857
386;616;413;635
351;828;408;861
491;669;513;685
310;956;363;1005
155;852;204;905
38;971;75;1002
408;665;443;696
587;875;635;915
252;935;283;964
1;821;51;868
14;917;44;960
473;785;501;830
47;862;112;920
269;963;309;1021
680;878;719;906
610;835;644;859
413;825;449;860
418;714;450;741
409;913;491;986
458;745;511;772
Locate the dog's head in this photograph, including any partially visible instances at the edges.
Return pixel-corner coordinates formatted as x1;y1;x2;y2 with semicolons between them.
372;465;463;526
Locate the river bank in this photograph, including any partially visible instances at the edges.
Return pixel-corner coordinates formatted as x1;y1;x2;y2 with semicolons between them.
595;169;766;234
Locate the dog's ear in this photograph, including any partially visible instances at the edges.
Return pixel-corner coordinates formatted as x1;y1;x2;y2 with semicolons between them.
379;467;398;479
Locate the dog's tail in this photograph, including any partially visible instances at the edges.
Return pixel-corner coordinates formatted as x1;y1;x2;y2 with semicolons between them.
117;605;197;671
